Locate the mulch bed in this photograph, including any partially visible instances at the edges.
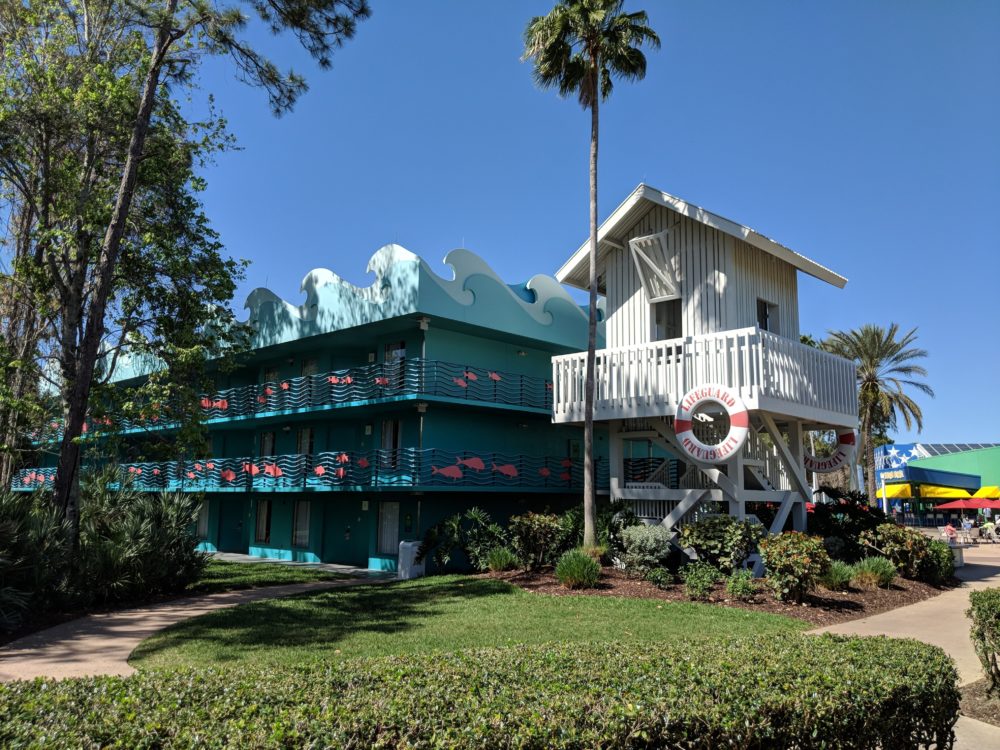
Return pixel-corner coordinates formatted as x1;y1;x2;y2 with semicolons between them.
486;566;955;628
961;679;1000;728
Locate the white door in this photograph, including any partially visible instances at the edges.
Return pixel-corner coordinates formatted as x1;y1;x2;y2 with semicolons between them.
378;501;400;555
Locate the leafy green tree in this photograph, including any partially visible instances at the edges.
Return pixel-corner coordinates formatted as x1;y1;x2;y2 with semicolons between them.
825;324;934;501
523;0;659;547
0;0;369;540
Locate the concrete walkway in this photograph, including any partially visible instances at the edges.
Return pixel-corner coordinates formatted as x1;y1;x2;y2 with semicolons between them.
813;545;1000;747
0;577;382;682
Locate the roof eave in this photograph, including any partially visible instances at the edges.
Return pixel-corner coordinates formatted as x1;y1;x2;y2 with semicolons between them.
555;184;848;291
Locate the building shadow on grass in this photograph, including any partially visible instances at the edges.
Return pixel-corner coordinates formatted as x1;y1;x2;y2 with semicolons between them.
132;577;515;663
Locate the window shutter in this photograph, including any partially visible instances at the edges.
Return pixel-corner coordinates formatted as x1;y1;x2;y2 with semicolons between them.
629;231;678;303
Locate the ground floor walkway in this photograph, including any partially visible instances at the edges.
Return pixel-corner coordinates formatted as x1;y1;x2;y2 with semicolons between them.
813;545;1000;747
0;576;384;682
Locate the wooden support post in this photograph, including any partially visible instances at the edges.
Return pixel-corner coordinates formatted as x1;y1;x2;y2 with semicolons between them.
786;421;808;531
759;414;811;504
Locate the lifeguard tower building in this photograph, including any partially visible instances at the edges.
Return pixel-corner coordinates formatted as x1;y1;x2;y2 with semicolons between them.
551;185;859;535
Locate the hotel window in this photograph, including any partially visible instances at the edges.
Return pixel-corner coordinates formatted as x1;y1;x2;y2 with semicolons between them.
255;499;271;544
260;430;276;457
292;499;310;548
196;502;210;539
756;299;779;334
300;358;318;377
263;365;280;384
297;427;314;456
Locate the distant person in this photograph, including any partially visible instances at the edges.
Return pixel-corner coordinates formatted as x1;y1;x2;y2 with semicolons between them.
944;523;957;543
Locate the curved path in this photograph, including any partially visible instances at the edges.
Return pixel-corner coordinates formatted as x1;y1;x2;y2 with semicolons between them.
0;578;380;682
812;545;1000;748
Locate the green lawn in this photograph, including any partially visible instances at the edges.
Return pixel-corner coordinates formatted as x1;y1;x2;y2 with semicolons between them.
188;559;349;594
133;574;807;669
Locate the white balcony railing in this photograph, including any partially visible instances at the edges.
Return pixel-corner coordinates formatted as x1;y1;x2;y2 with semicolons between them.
551;327;857;426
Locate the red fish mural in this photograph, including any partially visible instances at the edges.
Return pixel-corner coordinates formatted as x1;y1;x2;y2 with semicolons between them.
200;397;212;409
492;463;518;478
220;469;237;482
357;457;370;469
336;453;350;464
538;467;551;478
206;462;215;470
152;468;160;476
560;458;573;468
186;471;195;479
314;465;326;476
263;463;283;478
327;375;339;384
335;467;347;479
488;372;502;382
242;462;261;476
194;463;203;472
463;371;478;381
559;472;571;481
280;382;290;391
431;465;463;480
374;376;390;386
264;387;274;396
453;377;468;388
342;376;353;385
457;457;485;471
257;396;267;404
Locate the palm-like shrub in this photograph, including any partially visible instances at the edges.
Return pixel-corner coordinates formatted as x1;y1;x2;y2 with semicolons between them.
485;547;518;573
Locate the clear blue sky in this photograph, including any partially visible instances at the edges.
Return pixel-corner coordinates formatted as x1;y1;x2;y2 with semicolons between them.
190;1;1000;445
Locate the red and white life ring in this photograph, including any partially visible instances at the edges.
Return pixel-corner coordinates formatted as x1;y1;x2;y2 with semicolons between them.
803;429;856;474
674;384;750;463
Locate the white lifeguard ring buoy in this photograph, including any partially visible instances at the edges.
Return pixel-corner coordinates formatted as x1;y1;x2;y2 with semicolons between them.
674;384;750;463
804;429;856;473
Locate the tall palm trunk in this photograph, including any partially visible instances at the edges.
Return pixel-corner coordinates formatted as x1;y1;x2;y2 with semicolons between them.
863;425;877;504
582;67;599;548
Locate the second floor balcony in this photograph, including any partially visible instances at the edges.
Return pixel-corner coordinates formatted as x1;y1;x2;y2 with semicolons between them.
13;449;608;494
552;327;858;428
31;359;554;443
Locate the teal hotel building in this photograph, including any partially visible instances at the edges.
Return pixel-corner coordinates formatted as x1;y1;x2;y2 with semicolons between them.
17;245;610;571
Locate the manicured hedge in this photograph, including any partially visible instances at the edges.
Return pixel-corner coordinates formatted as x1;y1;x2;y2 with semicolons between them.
0;637;958;748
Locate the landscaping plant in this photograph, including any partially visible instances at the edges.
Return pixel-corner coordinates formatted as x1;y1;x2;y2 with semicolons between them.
920;539;956;585
968;588;1000;696
678;515;763;572
0;637;959;748
759;531;831;603
554;549;601;589
680;561;720;601
725;569;757;601
851;557;897;590
819;560;854;592
621;524;672;576
644;567;673;590
417;507;507;571
509;512;563;571
485;547;519;573
809;488;888;562
860;523;931;580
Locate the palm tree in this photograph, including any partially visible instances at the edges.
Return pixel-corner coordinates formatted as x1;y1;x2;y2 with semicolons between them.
523;0;659;547
825;324;934;501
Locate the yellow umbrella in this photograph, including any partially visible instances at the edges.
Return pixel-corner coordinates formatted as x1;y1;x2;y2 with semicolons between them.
974;486;1000;499
919;485;972;499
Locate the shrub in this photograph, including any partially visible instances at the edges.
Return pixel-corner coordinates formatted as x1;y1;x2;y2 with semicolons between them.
678;516;764;571
860;523;930;580
644;567;673;590
0;473;205;631
554;549;601;589
509;512;562;571
558;502;642;565
920;539;956;585
580;544;607;562
418;507;506;571
969;588;1000;696
851;557;897;589
621;524;672;575
809;488;889;562
485;546;518;573
680;561;720;601
0;638;959;748
725;569;757;601
759;531;831;603
820;560;854;592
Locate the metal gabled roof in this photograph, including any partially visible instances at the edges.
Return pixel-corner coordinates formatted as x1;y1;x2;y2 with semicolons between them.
555;184;848;291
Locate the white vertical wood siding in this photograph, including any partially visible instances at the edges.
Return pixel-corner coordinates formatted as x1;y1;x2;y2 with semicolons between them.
603;205;800;348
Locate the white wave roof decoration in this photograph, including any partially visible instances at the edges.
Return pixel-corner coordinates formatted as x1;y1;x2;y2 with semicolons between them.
244;244;603;351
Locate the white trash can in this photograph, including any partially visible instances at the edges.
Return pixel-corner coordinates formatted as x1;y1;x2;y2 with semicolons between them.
397;540;426;580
